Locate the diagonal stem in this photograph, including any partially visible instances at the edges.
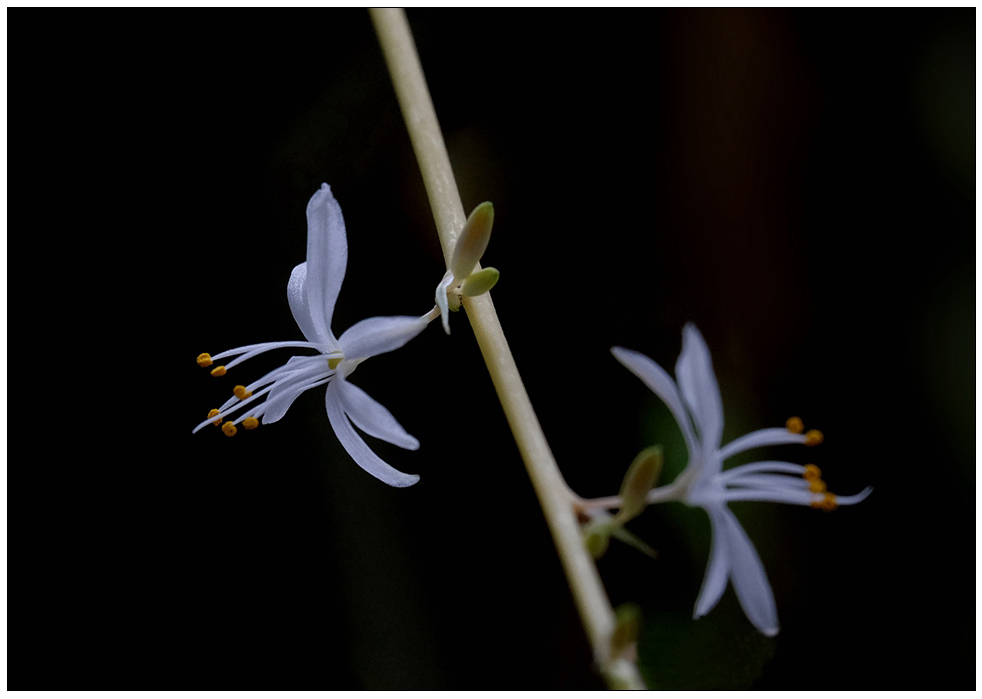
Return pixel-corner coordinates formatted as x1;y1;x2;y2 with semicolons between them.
370;9;644;688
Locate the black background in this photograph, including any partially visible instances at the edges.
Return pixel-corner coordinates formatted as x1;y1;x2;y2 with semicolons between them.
19;8;974;690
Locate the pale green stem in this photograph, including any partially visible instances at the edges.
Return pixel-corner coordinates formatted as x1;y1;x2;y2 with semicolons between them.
370;8;645;689
576;482;688;513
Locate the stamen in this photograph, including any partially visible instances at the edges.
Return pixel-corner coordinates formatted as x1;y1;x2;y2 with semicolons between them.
808;478;828;494
207;408;221;426
197;353;213;367
803;464;822;480
222;421;237;437
243;417;259;430
810;492;838;511
210;366;227;377
786;416;804;434
233;385;253;399
804;429;824;446
214;340;325;371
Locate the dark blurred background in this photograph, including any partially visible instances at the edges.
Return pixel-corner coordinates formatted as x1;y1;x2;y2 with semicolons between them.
20;8;973;690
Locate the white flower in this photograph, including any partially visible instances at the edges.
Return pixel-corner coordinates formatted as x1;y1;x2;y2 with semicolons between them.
193;183;430;488
611;324;871;636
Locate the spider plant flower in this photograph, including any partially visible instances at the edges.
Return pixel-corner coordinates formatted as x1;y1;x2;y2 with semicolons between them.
193;183;429;488
434;201;500;334
610;324;871;636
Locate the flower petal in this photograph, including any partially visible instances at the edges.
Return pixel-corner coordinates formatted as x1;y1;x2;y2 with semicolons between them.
434;270;454;335
717;505;779;636
611;346;698;457
718;428;806;461
262;355;334;424
339;315;429;360
288;262;338;347
694;504;731;619
304;183;348;344
675;324;724;451
333;375;419;450
325;382;420;488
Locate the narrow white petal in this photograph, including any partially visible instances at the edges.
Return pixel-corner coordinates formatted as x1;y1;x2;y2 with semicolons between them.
304;183;348;344
334;375;419;450
287;263;338;347
717;506;779;636
675;324;724;451
434;270;454;335
339;315;429;360
610;346;699;458
262;356;334;424
718;428;807;461
694;505;731;619
325;383;420;488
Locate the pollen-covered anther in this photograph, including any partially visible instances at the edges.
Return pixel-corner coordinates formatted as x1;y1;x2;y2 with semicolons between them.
786;416;804;434
222;421;237;437
803;464;822;481
804;429;824;446
811;492;838;512
197;353;213;367
210;365;227;377
208;408;221;426
808;478;828;494
233;385;253;399
242;417;259;430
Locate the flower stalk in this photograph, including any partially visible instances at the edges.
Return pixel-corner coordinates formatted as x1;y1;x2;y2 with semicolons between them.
370;8;643;688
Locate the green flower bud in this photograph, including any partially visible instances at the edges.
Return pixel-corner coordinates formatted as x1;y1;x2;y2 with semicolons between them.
451;201;494;280
610;603;642;660
614;445;663;524
583;520;614;559
461;267;500;297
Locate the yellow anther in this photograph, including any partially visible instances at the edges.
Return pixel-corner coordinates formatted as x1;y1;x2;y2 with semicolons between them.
233;385;253;399
221;421;237;437
243;417;259;430
786;416;804;434
804;429;824;446
197;353;213;367
328;356;343;370
810;492;838;512
210;365;227;377
208;408;222;426
808;478;828;494
803;464;822;481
